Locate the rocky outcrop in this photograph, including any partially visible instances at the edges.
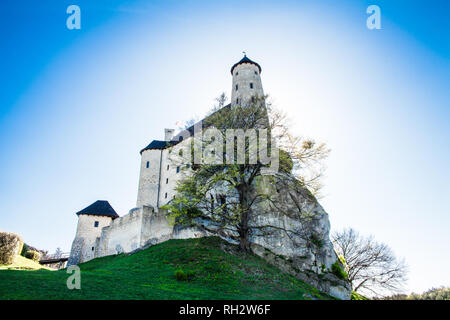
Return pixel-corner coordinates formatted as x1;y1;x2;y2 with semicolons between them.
248;174;351;299
188;174;352;300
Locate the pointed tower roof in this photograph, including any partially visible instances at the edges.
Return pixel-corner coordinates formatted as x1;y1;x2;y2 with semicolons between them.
76;200;119;219
231;54;262;74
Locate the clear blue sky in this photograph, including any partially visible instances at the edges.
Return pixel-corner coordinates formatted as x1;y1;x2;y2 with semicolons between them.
0;0;448;294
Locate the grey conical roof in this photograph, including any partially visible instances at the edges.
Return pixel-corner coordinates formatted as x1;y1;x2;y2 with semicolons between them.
76;200;119;219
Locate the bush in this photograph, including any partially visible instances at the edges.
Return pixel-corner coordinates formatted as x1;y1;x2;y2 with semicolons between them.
20;243;30;257
331;261;348;280
0;232;23;265
175;269;187;281
25;250;41;262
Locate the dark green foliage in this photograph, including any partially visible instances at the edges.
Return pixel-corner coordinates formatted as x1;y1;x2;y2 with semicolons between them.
0;237;333;300
331;261;348;280
20;243;29;257
0;232;23;265
310;234;323;248
279;149;293;174
25;250;41;262
175;270;187;281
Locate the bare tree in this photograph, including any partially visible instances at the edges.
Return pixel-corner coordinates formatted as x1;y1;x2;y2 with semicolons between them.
332;228;408;297
53;247;63;259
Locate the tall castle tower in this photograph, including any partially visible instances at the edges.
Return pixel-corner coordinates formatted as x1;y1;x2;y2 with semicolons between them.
136;54;265;210
230;54;264;106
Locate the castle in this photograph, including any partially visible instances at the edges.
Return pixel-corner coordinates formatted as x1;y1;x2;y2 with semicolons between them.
68;55;265;266
67;55;352;299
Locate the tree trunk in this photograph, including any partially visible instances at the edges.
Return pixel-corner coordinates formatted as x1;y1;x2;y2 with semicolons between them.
238;184;250;252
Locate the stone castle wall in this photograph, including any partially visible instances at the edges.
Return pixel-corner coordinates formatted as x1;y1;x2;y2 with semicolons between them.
67;214;113;265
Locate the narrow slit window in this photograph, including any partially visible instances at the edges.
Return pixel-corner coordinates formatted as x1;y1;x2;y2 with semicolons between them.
94;221;99;228
166;178;168;184
176;166;180;173
146;161;149;168
250;83;253;89
235;84;238;91
165;193;168;199
167;165;169;170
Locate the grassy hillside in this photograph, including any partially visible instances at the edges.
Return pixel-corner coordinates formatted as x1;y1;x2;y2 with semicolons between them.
0;255;52;271
0;237;332;300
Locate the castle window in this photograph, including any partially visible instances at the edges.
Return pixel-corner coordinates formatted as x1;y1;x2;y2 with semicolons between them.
94;221;99;227
176;166;180;173
165;193;168;199
235;72;238;76
250;82;253;89
236;98;239;104
252;97;255;103
235;84;238;91
219;195;227;213
166;178;168;184
167;165;169;170
146;161;150;168
254;71;258;75
92;247;94;251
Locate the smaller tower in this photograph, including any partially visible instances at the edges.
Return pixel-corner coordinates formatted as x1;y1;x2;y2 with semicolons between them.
67;200;119;266
230;54;264;107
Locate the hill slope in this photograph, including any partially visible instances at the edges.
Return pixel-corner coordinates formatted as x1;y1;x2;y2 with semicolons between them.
0;255;52;271
0;237;332;300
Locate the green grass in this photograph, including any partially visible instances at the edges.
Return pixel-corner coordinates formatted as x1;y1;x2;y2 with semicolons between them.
0;237;333;300
0;255;53;271
351;291;369;300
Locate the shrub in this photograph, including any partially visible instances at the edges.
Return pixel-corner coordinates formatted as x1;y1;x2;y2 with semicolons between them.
25;250;41;262
20;243;30;257
331;261;348;280
310;234;323;248
0;232;23;265
174;269;187;281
